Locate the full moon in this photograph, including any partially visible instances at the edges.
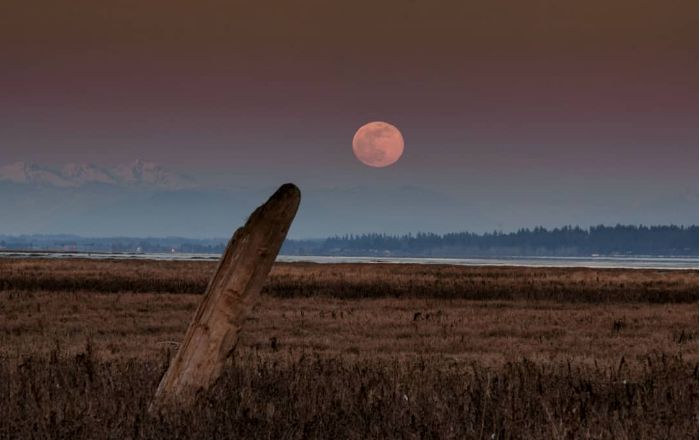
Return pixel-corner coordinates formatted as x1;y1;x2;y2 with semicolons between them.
352;121;404;167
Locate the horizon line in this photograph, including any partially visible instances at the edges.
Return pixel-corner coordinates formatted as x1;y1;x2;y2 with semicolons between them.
1;223;697;242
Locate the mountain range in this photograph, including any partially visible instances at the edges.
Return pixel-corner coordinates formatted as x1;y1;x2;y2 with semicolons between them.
0;160;696;238
0;160;195;189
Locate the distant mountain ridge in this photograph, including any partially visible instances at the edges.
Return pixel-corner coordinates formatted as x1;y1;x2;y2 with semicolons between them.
0;160;195;189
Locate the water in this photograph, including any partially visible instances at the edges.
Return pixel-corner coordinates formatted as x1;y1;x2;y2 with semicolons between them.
0;250;696;270
279;255;698;270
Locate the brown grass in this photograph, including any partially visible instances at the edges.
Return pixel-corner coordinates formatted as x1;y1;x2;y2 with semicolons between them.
0;258;697;438
2;351;695;439
0;258;696;302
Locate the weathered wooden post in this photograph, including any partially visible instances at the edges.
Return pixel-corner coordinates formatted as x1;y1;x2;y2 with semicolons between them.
151;183;300;409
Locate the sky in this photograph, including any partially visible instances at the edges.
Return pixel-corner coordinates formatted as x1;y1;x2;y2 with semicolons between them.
0;0;697;238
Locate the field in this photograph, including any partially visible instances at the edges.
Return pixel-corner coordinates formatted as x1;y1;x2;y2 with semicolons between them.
0;258;697;438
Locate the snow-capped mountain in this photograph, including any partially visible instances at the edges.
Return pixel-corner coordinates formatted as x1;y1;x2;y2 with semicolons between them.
61;163;118;185
111;160;192;189
0;162;75;187
0;160;195;189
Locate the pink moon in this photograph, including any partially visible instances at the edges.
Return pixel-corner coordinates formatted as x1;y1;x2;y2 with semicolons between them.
352;121;405;168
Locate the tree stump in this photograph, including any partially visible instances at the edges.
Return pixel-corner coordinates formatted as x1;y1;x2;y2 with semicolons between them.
151;183;300;409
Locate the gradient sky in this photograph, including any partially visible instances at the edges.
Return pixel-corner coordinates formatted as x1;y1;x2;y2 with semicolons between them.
0;0;697;237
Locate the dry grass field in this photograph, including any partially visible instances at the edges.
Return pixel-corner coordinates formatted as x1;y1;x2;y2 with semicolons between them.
0;258;697;438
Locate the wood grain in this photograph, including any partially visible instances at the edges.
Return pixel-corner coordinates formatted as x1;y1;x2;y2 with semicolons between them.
151;183;300;408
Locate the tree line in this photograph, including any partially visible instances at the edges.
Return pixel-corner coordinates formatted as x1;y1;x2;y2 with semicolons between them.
2;225;697;257
282;225;698;257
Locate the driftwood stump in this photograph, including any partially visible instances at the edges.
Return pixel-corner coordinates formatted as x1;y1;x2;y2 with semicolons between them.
151;183;300;409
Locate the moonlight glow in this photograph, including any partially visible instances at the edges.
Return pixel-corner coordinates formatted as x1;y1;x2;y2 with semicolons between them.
352;121;405;168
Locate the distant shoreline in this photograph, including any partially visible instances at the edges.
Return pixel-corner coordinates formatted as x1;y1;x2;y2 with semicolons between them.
0;250;696;270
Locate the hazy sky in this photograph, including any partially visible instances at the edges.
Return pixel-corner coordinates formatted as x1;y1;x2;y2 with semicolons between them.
0;0;697;237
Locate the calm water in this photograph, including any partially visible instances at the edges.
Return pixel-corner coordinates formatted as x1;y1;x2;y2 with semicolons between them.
0;250;696;270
